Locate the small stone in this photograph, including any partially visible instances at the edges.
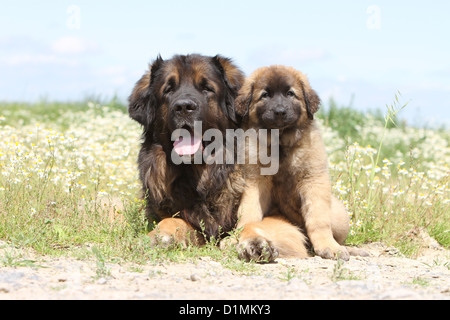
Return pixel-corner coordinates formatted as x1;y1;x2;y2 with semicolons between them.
190;273;201;282
96;277;107;285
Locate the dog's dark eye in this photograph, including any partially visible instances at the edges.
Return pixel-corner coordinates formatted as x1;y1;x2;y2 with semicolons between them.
287;90;295;97
201;79;215;94
163;85;173;95
202;85;215;93
163;77;176;95
260;91;269;99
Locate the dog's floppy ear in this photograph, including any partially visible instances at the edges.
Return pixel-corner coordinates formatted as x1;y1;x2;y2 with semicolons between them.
296;71;321;120
128;55;164;127
128;69;152;126
235;81;254;122
212;55;245;125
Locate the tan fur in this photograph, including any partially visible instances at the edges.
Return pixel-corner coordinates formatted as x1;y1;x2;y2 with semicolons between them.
236;176;272;229
148;217;205;247
238;216;308;261
234;65;367;261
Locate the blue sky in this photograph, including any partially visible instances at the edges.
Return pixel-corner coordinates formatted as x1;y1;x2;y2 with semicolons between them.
1;0;449;126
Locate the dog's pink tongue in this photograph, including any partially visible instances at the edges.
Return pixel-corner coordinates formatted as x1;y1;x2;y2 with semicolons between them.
173;136;202;156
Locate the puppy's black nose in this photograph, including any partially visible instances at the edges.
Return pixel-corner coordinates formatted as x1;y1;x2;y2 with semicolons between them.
174;99;198;113
273;106;287;118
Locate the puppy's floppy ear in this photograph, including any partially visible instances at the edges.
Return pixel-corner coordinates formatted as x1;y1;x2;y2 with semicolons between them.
212;55;245;125
302;83;320;120
235;81;254;121
296;71;321;120
128;56;164;127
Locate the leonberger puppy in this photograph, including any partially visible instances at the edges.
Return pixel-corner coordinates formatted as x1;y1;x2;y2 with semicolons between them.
128;54;245;246
234;65;366;261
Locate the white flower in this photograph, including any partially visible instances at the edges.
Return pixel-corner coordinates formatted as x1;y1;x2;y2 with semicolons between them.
98;190;108;197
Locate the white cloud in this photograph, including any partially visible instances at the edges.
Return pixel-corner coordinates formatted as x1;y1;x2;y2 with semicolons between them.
1;54;78;67
95;66;129;86
0;36;99;67
96;66;126;76
276;48;327;62
51;36;99;55
245;47;328;72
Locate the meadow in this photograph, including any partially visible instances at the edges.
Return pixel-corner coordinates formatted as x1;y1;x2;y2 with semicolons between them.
0;96;448;266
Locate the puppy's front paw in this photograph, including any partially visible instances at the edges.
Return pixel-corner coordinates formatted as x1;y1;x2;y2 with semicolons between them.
237;237;279;262
314;244;350;261
346;247;370;257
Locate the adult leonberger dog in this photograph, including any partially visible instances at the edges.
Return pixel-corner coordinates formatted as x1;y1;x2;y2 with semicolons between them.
128;54;245;246
234;65;366;261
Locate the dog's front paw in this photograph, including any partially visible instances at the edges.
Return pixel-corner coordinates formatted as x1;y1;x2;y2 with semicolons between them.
148;229;175;248
237;237;279;262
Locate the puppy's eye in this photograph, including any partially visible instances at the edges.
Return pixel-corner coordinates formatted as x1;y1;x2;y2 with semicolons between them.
260;91;269;99
287;90;295;97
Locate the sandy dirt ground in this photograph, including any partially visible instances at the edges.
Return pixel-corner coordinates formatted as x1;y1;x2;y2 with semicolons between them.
0;241;449;300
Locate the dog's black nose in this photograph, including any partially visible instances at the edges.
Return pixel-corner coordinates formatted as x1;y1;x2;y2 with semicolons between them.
174;99;198;113
273;106;287;118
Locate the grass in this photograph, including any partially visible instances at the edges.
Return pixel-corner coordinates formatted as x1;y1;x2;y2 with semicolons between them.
330;259;363;282
0;95;448;270
323;94;449;256
1;248;43;268
410;276;430;287
91;246;112;279
278;266;298;282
